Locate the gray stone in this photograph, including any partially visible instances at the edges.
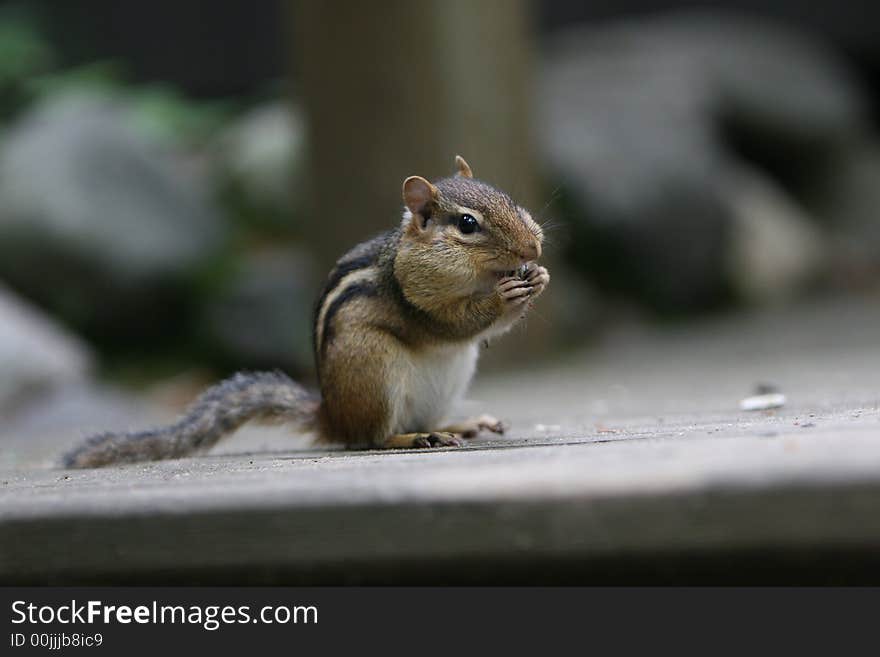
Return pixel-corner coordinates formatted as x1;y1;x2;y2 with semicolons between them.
212;102;306;216
201;247;318;372
540;11;869;311
725;169;826;302
806;142;880;279
0;92;225;329
0;283;93;414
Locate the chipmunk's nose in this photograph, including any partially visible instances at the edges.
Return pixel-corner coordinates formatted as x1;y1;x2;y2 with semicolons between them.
518;239;541;261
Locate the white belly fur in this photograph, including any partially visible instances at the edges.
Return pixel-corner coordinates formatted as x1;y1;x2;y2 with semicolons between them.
391;341;479;433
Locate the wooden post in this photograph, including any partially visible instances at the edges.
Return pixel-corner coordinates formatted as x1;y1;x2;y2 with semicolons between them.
290;0;538;273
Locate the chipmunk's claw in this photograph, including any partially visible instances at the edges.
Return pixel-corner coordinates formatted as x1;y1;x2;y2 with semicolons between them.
441;415;505;438
498;276;533;307
411;432;463;448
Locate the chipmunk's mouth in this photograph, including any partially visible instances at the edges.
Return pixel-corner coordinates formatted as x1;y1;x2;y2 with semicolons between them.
492;263;531;280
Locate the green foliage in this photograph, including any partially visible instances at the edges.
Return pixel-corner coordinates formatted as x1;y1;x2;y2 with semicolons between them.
25;63;235;147
0;12;53;83
0;9;55;118
0;9;234;146
24;60;125;97
126;84;235;146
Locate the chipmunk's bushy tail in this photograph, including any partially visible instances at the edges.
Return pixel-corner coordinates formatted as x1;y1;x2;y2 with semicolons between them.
62;371;319;469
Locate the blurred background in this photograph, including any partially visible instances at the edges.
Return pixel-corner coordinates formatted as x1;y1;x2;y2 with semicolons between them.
1;0;878;467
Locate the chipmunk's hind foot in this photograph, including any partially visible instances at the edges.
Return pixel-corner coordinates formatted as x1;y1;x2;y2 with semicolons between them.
441;414;505;438
383;432;464;449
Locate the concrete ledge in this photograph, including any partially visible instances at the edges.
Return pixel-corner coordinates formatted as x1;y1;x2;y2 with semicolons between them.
2;296;879;583
3;424;880;583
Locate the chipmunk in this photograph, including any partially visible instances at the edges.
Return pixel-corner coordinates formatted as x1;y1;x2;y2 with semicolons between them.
62;156;549;468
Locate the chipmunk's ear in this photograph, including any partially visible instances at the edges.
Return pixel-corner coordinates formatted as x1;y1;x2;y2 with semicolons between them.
454;155;473;178
402;176;438;230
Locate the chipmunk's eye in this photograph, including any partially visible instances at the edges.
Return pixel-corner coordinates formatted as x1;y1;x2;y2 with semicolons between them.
457;214;479;234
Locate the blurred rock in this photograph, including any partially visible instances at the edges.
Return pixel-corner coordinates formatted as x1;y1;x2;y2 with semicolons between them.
805;142;880;283
725;169;826;303
541;10;872;311
0;283;93;413
213;101;306;220
0;92;225;336
201;248;318;373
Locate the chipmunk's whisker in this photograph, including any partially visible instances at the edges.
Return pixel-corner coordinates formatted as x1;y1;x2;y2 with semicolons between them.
538;218;565;233
538;185;564;215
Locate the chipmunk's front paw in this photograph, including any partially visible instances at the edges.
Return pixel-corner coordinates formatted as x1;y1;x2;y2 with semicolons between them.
497;264;549;309
497;276;535;308
522;263;550;299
